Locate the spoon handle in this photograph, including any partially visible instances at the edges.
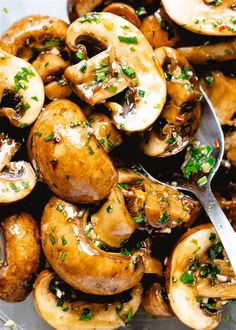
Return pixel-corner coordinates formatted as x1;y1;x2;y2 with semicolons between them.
195;188;236;274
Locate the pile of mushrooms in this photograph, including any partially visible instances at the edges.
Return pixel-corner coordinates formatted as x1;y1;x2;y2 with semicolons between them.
0;1;235;329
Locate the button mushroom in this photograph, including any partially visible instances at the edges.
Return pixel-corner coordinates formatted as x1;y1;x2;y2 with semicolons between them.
118;168;200;232
140;7;181;49
0;48;44;127
88;112;123;153
178;39;236;65
0;133;37;204
0;212;40;302
1;15;71;101
28;99;117;204
41;196;144;295
91;186;135;248
34;269;143;330
142;282;173;318
139;47;201;157
162;0;236;36
67;0;103;22
200;71;236;126
103;3;142;28
65;12;166;132
166;224;236;330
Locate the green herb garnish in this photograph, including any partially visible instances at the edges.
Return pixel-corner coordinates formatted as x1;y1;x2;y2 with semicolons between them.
180;272;194;284
118;35;138;44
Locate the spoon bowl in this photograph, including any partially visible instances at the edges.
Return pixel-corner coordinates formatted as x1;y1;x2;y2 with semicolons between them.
139;87;236;274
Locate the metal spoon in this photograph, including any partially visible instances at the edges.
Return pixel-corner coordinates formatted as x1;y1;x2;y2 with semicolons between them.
140;87;236;274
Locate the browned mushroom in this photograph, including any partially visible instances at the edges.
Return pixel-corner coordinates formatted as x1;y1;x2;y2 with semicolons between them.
28;99;117;204
178;39;236;65
65;12;166;132
139;47;201;157
0;212;40;302
91;186;135;248
41;195;144;295
200;71;236;126
140;7;181;49
118;168;200;232
217;195;236;221
88;112;123;153
166;224;236;330
224;131;236;167
103;3;141;28
34;269;143;330
1;15;72;101
142;283;173;318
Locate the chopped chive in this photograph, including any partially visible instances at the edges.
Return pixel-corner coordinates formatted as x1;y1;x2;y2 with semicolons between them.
60;251;66;261
31;96;39;101
106;205;113;213
118;36;138;44
49;233;56;245
56;204;64;212
43;132;54;141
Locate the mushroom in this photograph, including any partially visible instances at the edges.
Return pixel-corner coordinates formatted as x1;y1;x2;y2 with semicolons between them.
41;195;144;295
1;15;72;101
27;99;117;204
178;39;236;65
0;133;21;172
139;47;201;157
0;133;37;204
67;0;103;22
140;7;181;49
142;282;173;318
200;71;236;126
103;3;141;28
217;195;236;221
88;112;123;153
0;15;68;60
0;48;45;127
91;186;135;248
0;212;40;302
224;131;236;167
162;0;236;36
139;239;163;276
65;12;166;132
166;223;236;330
118;168;200;232
34;269;143;330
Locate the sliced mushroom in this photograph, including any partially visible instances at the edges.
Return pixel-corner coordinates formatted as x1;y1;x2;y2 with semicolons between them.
118;168;200;232
0;15;68;59
162;0;236;36
0;212;40;302
91;187;135;248
34;269;142;330
41;196;144;295
103;3;141;28
0;48;44;127
89;112;122;153
178;39;236;65
217;195;236;221
65;12;166;132
139;239;163;276
200;71;236;126
140;47;201;157
0;161;37;204
166;224;236;330
140;7;181;49
28;99;117;204
0;133;21;172
142;282;173;318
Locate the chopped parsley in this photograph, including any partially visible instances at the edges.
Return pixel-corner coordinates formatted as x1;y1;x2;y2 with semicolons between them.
75;50;84;61
70;121;81;128
80;309;93;320
95;65;109;82
105;85;118;93
78;12;101;24
121;65;136;78
154;12;174;39
43;39;64;48
59;252;66;261
180;272;194;284
118;35;138;44
133;215;146;223
14;67;35;91
135;7;147;16
121;248;131;256
56;204;64;212
49;234;56;245
31;96;39;101
43;132;54;141
158;211;170;224
138;89;145;98
182;143;216;179
204;74;214;86
106;205;113;213
10;183;20;193
62;236;67;246
80;63;87;73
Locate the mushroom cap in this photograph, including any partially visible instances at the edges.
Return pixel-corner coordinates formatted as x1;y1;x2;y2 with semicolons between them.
65;12;166;132
34;269;143;330
28;99;118;204
41;196;144;295
0;212;40;302
166;224;223;330
162;0;236;36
